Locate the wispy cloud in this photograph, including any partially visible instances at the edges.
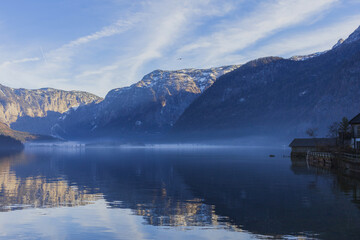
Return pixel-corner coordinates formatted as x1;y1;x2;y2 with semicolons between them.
127;0;207;81
73;0;238;92
241;15;360;61
177;0;340;66
47;18;137;65
0;57;40;68
66;21;134;48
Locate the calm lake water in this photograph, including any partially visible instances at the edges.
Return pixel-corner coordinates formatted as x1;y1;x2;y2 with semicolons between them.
0;146;359;240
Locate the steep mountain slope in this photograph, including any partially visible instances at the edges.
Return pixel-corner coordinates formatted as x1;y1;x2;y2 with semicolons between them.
53;65;240;139
0;122;32;141
0;122;49;142
0;85;102;134
174;26;360;139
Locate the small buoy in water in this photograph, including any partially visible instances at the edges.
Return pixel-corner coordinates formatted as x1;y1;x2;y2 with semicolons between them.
269;155;275;158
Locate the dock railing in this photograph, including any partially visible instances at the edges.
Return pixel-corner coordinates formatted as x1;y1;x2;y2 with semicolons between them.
308;152;334;158
338;152;360;162
307;152;360;162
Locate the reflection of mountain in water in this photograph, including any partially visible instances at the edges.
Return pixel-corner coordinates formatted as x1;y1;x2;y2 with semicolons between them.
0;153;99;211
133;199;220;227
53;150;227;228
0;150;226;229
1;149;360;239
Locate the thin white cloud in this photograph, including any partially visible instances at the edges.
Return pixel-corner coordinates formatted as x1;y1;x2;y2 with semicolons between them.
242;15;360;61
0;14;140;93
0;57;40;68
47;18;137;65
177;0;339;65
66;21;134;48
127;1;193;81
73;0;238;93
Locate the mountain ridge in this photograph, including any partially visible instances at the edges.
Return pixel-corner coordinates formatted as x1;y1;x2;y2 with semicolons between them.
0;84;102;125
172;25;360;140
52;65;241;139
0;84;103;135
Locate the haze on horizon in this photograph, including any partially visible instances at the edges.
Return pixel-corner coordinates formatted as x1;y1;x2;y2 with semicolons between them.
0;0;359;97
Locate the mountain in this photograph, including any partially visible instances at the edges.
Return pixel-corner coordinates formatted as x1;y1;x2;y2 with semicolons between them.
173;26;360;140
0;84;102;135
53;65;240;139
0;122;35;141
0;122;56;142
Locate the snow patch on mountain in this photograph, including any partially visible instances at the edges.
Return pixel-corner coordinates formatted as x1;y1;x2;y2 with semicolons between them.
290;51;327;61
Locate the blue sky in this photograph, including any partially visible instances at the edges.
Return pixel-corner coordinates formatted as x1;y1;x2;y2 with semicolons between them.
0;0;359;97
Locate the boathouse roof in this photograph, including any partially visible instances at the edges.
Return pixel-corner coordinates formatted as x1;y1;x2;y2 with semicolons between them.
350;113;360;124
289;138;337;147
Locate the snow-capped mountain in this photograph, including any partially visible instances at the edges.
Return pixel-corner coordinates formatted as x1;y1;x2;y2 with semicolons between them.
289;52;326;61
53;65;240;139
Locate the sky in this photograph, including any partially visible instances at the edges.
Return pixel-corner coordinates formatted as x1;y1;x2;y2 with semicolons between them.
0;0;359;97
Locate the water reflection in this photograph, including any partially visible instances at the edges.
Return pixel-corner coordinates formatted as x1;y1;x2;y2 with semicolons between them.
291;156;360;212
0;152;99;211
0;148;359;239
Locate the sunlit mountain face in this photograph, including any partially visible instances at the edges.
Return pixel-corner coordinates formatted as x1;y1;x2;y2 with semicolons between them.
0;84;102;130
0;148;360;239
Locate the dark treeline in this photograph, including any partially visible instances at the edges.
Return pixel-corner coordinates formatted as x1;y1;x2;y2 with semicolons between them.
0;135;24;151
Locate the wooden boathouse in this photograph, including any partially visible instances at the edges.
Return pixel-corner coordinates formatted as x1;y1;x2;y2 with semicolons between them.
289;138;337;158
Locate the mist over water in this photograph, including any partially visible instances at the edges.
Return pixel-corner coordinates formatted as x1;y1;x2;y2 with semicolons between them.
0;146;359;239
24;135;291;150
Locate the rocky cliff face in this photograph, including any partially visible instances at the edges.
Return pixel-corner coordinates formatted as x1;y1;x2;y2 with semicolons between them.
54;65;240;139
174;26;360;139
0;85;102;126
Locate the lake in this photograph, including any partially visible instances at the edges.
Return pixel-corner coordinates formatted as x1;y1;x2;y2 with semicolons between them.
0;145;359;240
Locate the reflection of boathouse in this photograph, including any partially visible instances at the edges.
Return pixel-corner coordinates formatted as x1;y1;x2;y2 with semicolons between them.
290;158;360;210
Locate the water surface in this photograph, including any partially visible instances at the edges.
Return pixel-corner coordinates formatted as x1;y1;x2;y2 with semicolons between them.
0;146;359;239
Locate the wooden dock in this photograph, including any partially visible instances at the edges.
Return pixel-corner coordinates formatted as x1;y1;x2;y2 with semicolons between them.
307;152;334;169
304;151;360;173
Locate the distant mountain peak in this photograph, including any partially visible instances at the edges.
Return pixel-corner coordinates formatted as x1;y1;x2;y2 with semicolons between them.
131;65;241;91
289;26;360;61
344;25;360;44
105;65;241;101
332;38;345;49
